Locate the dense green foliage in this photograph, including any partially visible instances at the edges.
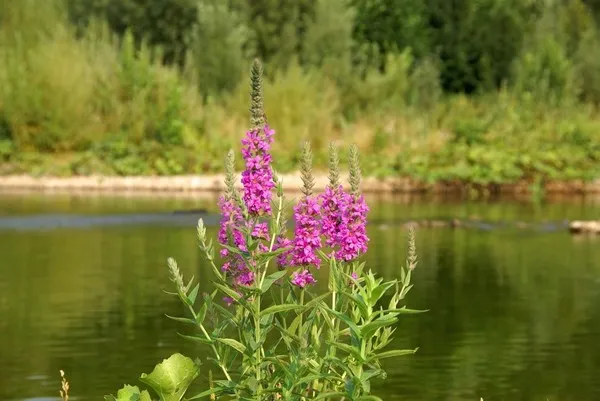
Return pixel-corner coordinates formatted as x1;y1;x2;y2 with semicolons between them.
0;0;598;184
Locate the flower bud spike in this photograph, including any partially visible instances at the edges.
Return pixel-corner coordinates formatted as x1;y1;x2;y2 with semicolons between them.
224;148;247;216
197;218;206;242
250;58;266;130
328;141;340;189
349;144;362;196
300;141;315;197
407;225;418;270
224;149;237;200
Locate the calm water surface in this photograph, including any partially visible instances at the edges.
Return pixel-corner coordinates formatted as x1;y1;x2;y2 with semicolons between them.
0;192;599;401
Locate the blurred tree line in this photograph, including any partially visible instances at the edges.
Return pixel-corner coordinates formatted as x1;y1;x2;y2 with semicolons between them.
65;0;600;101
0;0;598;180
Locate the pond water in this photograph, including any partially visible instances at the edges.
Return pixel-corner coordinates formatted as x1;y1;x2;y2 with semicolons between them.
0;192;599;401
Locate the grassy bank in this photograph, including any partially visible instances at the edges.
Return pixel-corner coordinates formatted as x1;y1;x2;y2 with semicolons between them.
0;0;598;186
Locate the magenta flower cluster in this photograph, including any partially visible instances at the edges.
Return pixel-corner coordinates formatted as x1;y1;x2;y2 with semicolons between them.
291;270;317;288
241;125;275;216
320;185;351;248
331;193;369;262
290;196;322;268
217;196;254;286
217;121;369;293
217;125;278;289
294;185;370;263
280;186;369;289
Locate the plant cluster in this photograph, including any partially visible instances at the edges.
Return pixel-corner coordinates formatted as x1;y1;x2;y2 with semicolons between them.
105;60;423;401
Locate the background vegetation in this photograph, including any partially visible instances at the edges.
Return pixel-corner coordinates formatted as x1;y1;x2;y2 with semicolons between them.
0;0;598;185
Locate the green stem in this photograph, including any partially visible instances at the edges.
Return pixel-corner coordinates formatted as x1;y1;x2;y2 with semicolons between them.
255;294;262;399
183;301;233;382
259;190;283;288
296;288;305;340
254;191;283;400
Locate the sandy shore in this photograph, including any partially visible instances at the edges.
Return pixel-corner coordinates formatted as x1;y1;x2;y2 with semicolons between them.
0;174;599;195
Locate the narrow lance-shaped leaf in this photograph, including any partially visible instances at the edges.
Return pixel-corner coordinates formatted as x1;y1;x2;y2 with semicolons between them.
215;338;247;355
341;291;369;320
260;269;288;293
312;392;346;401
186;283;200;305
322;305;362;339
356;396;384;401
368;348;419;362
329;341;365;362
260;303;305;317
196;302;208;325
187;386;228;400
165;314;196;326
360;317;398;338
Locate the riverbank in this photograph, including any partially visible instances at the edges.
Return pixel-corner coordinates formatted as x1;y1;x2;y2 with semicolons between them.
1;174;599;195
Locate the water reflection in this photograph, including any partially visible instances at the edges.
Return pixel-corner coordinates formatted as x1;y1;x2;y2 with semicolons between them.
0;193;598;401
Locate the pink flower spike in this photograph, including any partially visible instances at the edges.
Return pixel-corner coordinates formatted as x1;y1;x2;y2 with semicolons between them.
290;195;322;268
241;125;275;216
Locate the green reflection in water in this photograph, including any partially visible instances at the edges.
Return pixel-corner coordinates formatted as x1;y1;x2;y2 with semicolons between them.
0;193;599;401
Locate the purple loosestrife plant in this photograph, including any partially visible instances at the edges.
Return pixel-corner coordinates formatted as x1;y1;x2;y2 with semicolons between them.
107;60;424;401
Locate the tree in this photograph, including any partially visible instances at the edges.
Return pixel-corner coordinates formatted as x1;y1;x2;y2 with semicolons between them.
68;0;197;64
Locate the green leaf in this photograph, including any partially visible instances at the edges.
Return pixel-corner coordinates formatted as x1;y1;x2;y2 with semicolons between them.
361;369;384;382
386;307;429;315
213;283;251;312
305;292;330;308
286;314;304;338
356;396;384;401
187;283;200;305
196;302;208;325
212;303;235;321
186;386;227;400
178;333;213;345
360;317;398;338
330;341;364;362
322;306;362;339
295;373;342;386
369;348;418;362
260;270;288;293
165;315;196;326
220;243;249;258
312;391;346;401
341;291;369;319
105;385;152;401
260;303;304;317
369;281;396;306
256;247;291;259
139;353;199;401
215;338;247;355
